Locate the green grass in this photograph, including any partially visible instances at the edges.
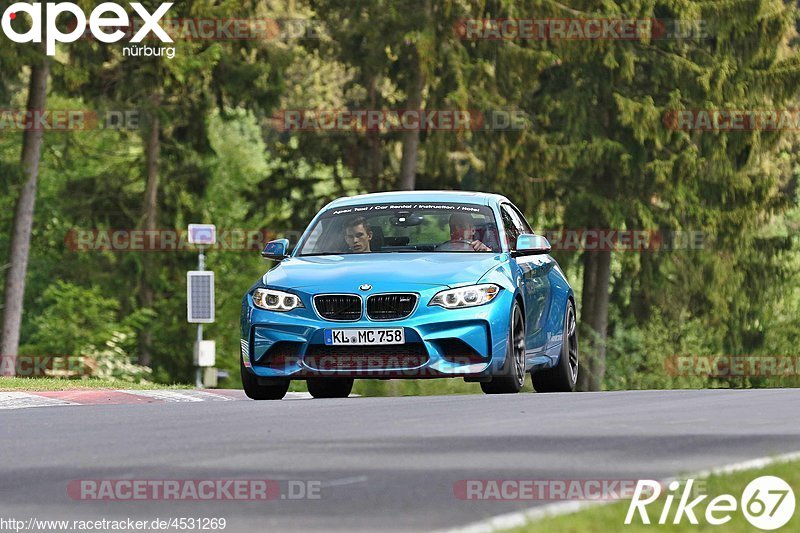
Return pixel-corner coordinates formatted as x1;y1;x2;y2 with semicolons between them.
504;459;800;533
0;377;191;392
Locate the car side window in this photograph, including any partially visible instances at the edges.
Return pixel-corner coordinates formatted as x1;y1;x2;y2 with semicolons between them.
500;206;521;250
302;219;326;253
507;203;533;234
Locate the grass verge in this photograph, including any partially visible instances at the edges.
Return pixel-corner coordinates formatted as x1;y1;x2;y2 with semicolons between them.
0;377;191;392
503;458;799;532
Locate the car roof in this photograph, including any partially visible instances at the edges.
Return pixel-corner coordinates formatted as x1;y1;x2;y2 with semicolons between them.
324;190;511;209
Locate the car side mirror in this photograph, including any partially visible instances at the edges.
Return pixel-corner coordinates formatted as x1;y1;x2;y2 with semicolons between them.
514;234;551;256
262;238;289;260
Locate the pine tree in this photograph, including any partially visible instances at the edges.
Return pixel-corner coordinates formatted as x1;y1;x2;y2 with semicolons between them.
483;0;800;389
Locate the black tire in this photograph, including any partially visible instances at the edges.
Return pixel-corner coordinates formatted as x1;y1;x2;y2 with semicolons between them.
306;377;354;398
532;299;578;393
481;301;526;394
241;359;290;400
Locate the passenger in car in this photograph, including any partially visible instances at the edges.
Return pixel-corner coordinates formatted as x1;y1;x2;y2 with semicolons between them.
344;216;374;253
437;213;491;251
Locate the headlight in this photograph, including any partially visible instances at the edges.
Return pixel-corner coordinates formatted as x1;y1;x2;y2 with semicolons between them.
252;288;305;312
429;284;500;309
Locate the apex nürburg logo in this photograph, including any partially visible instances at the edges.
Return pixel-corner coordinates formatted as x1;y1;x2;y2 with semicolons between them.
1;2;174;55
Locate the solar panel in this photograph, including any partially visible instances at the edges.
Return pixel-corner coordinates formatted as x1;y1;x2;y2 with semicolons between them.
187;271;215;323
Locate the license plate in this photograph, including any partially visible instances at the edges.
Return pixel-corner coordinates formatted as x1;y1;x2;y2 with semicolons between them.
324;328;405;345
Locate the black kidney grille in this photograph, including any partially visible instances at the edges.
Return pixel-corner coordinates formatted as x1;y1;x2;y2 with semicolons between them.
314;295;362;321
366;293;417;320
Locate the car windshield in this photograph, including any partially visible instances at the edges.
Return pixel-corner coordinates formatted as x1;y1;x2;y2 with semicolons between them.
296;202;502;255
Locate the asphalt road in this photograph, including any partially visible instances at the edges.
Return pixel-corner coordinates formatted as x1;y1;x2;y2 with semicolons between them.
2;389;799;532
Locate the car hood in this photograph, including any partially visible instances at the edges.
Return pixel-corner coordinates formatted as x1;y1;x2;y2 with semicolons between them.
263;253;507;293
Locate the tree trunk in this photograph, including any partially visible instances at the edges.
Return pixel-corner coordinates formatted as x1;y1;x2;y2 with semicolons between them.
576;251;596;391
398;57;424;191
367;76;382;192
137;103;160;367
0;57;50;375
576;249;612;391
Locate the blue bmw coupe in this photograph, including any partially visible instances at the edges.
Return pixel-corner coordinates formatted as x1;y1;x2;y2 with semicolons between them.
240;191;578;399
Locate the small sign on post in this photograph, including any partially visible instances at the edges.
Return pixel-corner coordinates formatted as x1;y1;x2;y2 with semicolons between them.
193;340;216;367
188;224;217;246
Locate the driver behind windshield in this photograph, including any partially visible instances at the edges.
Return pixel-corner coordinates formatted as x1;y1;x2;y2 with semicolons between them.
437;213;490;251
344;216;373;253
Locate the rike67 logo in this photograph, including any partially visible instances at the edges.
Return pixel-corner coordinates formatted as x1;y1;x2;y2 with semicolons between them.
626;476;796;530
1;2;173;55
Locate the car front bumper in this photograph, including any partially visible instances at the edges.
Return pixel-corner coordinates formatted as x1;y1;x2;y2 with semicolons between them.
240;288;514;379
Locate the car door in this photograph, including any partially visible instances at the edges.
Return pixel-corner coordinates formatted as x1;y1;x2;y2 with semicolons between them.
502;203;552;355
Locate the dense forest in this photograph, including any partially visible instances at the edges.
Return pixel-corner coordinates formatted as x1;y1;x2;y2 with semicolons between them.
1;0;799;392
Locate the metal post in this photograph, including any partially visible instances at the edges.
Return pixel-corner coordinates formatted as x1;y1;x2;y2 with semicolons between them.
196;324;203;388
195;248;206;389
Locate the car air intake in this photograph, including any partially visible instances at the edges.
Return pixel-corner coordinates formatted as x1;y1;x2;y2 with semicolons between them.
252;341;302;367
304;344;428;370
366;293;417;320
314;295;362;321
